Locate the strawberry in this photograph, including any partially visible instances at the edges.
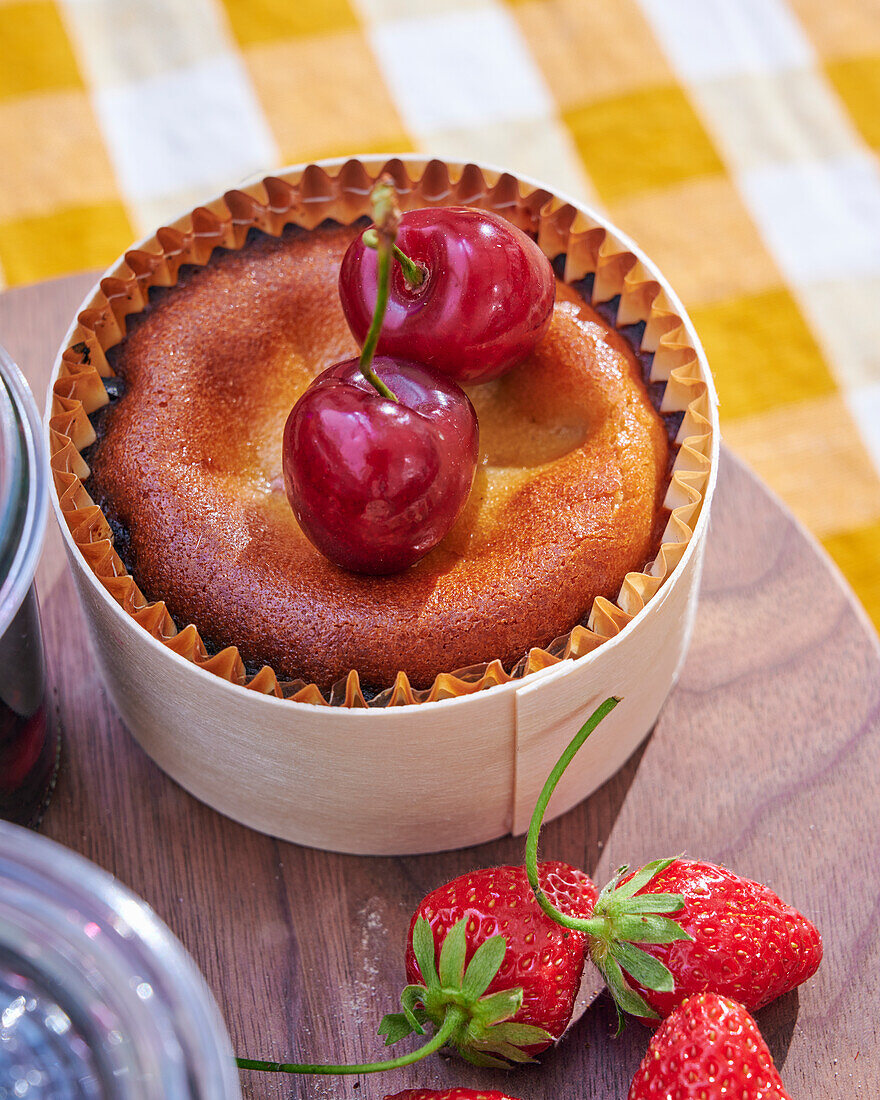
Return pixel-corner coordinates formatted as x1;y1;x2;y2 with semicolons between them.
628;992;792;1099
523;698;822;1024
238;860;596;1078
385;1091;521;1100
379;861;597;1067
585;857;822;1022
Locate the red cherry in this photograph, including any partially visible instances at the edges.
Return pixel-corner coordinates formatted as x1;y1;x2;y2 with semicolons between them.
339;207;555;385
282;357;478;574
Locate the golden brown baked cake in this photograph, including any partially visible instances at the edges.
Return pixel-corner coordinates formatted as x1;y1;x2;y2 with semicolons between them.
86;220;670;692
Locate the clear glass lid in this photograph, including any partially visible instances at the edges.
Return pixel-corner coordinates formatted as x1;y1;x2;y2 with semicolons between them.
0;822;242;1099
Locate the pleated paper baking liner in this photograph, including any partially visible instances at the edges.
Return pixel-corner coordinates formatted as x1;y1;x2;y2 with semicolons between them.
49;158;714;709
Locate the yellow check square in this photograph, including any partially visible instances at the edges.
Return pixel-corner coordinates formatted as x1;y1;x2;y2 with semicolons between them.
512;0;674;108
724;394;880;538
0;202;134;286
564;85;724;203
826;55;880;150
221;0;358;47
690;288;837;422
609;176;780;308
787;0;880;58
824;519;880;632
0;90;118;222
0;1;83;100
246;33;410;165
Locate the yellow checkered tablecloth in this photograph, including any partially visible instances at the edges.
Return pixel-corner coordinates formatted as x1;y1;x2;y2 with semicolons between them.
2;0;879;629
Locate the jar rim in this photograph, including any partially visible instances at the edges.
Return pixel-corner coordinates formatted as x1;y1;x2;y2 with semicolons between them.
0;820;242;1098
0;346;47;636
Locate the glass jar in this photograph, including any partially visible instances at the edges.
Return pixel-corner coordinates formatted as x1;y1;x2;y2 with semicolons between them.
0;821;242;1098
0;347;59;826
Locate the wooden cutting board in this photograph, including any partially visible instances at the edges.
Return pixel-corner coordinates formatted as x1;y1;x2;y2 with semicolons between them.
2;273;878;1096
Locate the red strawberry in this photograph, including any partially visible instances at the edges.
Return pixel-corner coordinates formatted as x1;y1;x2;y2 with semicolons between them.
521;700;822;1026
380;862;597;1067
238;860;595;1078
385;1091;521;1100
584;858;822;1023
628;992;792;1099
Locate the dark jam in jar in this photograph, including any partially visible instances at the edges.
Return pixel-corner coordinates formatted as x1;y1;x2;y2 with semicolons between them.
1;350;60;827
0;587;59;826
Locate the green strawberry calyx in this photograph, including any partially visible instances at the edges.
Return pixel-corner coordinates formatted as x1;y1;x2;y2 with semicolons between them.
236;917;549;1077
379;916;553;1068
522;697;692;1023
584;857;692;1022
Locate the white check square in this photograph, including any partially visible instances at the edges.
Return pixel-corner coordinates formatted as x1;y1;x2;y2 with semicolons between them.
797;277;880;390
846;382;880;477
92;54;278;204
368;6;554;136
354;0;486;21
636;0;814;82
693;68;863;174
428;116;596;208
60;0;231;88
738;153;880;284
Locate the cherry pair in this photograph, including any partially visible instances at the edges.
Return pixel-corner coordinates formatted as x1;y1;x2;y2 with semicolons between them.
282;178;555;575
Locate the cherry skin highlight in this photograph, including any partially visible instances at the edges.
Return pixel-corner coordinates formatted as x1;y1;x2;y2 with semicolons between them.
339;207;555;385
282;357;479;575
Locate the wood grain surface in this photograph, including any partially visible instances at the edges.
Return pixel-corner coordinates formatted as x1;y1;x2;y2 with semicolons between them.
2;274;879;1095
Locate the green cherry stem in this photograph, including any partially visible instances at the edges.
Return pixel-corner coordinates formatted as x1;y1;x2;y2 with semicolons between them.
356;177;404;402
358;234;397;401
524;696;620;936
363;228;425;288
236;1004;466;1077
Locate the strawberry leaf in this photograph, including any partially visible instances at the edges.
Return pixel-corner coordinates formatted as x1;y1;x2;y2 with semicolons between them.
411;918;440;990
613;914;693;944
461;934;506;999
399;984;428;1032
378;1012;418;1045
475;1040;537;1064
596;864;629;908
458;1048;512;1070
485;1022;553;1046
438;918;468;989
614;893;685;915
608;857;676;903
599;954;660;1020
610;942;675;993
472;988;523;1025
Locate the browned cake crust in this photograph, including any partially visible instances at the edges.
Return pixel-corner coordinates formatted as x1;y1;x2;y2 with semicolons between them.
87;222;670;691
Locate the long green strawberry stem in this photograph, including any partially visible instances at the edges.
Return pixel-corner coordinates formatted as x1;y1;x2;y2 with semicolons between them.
236;1004;466;1076
524;696;691;1022
358;178;399;402
524;697;619;936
